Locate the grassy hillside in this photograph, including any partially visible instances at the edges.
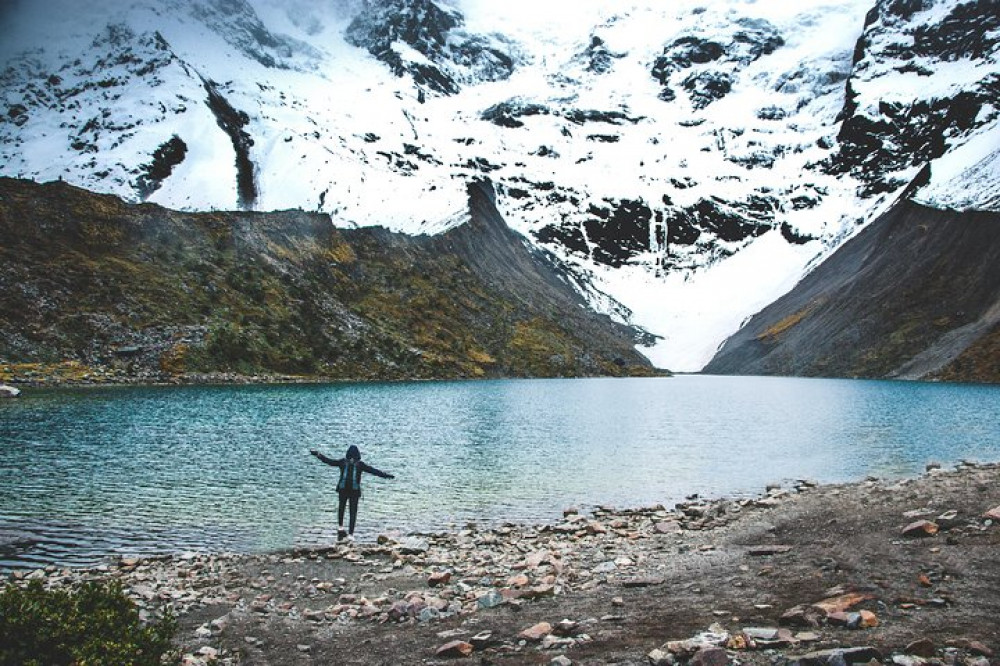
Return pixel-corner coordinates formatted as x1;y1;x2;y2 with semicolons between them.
0;178;657;384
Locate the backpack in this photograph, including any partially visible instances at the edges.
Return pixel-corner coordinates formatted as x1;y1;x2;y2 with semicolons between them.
338;459;359;493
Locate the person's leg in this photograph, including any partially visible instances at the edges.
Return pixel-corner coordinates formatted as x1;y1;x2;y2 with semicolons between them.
348;492;360;535
337;492;348;540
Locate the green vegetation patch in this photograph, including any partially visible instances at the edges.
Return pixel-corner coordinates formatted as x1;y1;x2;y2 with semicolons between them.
0;580;177;666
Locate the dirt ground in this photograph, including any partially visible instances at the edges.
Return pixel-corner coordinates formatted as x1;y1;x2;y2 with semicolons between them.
157;462;1000;665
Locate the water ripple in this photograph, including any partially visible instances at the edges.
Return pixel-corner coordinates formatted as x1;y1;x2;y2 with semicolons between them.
1;376;998;570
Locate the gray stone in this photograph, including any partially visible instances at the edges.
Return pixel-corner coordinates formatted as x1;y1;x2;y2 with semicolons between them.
551;656;573;666
397;536;430;554
892;656;926;666
743;627;779;641
794;647;883;666
935;510;961;530
476;589;504;610
780;604;823;628
418;607;440;622
648;648;675;666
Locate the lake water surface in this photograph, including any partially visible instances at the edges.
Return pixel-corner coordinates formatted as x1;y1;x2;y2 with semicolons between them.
2;375;998;570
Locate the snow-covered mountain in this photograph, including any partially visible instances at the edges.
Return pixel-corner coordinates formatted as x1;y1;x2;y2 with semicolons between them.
1;0;997;371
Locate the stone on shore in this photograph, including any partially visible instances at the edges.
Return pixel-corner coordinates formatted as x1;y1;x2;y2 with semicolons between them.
983;506;1000;521
791;647;883;666
901;520;939;538
435;640;474;658
904;638;936;657
691;646;730;666
519;622;553;642
780;605;823;628
427;571;451;587
397;536;430;554
0;385;20;398
811;591;874;616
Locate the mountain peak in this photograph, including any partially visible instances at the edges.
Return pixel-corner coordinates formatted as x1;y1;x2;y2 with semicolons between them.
1;0;997;371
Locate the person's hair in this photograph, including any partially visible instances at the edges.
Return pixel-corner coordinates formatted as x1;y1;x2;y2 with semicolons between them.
346;445;361;460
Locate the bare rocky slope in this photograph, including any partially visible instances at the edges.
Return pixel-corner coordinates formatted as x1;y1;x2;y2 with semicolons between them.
0;176;655;383
703;196;1000;382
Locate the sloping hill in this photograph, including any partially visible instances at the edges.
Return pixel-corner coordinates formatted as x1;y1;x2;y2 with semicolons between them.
0;177;655;383
703;198;1000;382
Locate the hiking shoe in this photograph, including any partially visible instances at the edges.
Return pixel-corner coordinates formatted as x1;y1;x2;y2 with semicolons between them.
337;530;348;541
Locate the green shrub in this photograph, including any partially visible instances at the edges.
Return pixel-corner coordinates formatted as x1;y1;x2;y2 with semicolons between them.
0;579;177;666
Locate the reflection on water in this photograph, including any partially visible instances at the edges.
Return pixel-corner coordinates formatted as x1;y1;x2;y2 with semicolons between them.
1;375;998;569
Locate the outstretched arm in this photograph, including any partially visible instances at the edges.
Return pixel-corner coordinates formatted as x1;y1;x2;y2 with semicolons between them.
360;461;395;479
310;450;342;468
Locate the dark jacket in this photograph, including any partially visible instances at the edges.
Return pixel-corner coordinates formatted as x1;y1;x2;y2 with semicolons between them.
312;447;393;494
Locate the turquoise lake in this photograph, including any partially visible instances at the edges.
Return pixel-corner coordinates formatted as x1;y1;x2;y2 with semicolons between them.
1;375;998;570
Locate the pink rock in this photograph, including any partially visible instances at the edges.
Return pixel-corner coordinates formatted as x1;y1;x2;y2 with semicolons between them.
901;520;939;538
858;610;879;628
507;573;530;588
435;640;474;658
518;622;552;642
428;571;451;587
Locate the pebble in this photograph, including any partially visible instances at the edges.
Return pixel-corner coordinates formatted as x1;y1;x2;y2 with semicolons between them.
519;621;553;642
901;520;939;538
435;640;474;658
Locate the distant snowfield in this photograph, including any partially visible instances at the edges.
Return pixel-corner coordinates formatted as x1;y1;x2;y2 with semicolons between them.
1;0;997;371
914;115;1000;214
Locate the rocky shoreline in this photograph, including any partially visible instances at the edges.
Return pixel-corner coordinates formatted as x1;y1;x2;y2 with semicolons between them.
0;360;340;388
7;462;1000;665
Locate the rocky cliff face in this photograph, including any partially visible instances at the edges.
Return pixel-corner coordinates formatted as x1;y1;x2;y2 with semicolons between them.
0;177;654;382
344;0;517;95
703;197;1000;382
827;0;1000;195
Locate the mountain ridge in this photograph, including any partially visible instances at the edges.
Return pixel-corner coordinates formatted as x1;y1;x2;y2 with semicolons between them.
0;176;656;384
1;0;998;372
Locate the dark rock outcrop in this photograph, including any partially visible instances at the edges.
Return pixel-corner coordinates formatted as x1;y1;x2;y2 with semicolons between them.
827;0;1000;192
704;198;1000;382
345;0;515;95
202;79;257;210
651;18;783;108
135;135;188;200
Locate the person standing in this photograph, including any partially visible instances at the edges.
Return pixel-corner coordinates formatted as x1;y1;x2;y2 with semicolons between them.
310;445;394;541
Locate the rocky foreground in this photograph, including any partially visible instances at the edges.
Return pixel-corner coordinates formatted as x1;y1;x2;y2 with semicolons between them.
8;462;1000;665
